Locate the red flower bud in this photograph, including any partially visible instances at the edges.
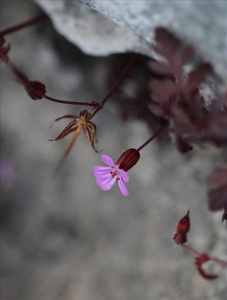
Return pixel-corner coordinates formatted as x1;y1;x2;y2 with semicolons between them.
10;64;46;100
25;80;46;100
173;210;190;245
177;210;190;235
116;148;140;172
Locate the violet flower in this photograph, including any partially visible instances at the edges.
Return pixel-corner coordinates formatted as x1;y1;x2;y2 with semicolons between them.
93;154;130;196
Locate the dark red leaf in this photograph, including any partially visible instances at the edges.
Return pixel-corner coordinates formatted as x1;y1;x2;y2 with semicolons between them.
148;61;172;76
208;184;227;211
154;27;180;64
148;103;167;118
175;134;193;153
179;45;194;66
149;79;175;104
208;166;227;186
187;63;212;91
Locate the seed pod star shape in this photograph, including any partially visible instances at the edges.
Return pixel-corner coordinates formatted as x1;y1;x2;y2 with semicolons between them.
51;109;99;174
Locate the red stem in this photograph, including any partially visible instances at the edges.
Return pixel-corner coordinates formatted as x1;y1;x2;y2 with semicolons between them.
181;244;200;256
44;95;100;107
136;122;168;152
90;54;138;119
0;14;48;36
181;244;227;267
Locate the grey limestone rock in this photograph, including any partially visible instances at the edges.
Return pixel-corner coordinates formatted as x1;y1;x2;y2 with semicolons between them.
35;0;227;88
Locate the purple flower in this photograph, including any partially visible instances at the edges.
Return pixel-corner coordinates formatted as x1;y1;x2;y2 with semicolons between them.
93;154;129;196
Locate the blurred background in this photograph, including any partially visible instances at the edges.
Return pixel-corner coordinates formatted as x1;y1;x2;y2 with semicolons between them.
1;1;226;300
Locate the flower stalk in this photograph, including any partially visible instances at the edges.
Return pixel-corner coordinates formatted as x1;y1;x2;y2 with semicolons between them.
136;122;168;152
0;14;48;37
89;54;138;120
173;211;227;280
44;95;100;107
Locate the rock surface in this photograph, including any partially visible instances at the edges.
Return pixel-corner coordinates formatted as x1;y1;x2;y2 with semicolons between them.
34;0;152;57
35;0;227;88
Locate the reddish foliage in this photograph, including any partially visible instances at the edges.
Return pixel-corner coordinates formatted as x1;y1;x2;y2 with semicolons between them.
106;54;168;141
148;27;227;152
208;184;227;211
208;167;227;186
208;166;227;221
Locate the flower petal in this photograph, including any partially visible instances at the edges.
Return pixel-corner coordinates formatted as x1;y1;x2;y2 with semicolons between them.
96;176;115;191
93;166;111;178
118;179;129;196
118;169;129;182
95;171;112;181
101;154;115;166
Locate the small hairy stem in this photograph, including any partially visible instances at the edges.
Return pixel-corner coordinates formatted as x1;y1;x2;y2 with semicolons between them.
181;244;200;256
0;14;48;36
136;122;168;152
44;95;100;107
208;256;227;267
90;54;138;119
181;244;227;267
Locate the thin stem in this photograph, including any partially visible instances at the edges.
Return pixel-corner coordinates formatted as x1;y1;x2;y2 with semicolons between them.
181;244;200;256
0;14;48;36
181;244;227;267
136;122;168;152
90;54;138;119
209;256;227;267
44;95;100;107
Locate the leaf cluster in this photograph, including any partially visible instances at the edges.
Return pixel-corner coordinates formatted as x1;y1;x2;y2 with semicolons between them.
149;27;227;153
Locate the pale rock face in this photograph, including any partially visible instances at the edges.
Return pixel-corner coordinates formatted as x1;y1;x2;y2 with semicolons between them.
35;0;227;87
34;0;152;57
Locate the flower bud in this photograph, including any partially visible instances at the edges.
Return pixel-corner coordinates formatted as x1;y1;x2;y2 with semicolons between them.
177;210;190;235
116;148;140;172
25;81;46;100
173;210;190;245
10;64;46;100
